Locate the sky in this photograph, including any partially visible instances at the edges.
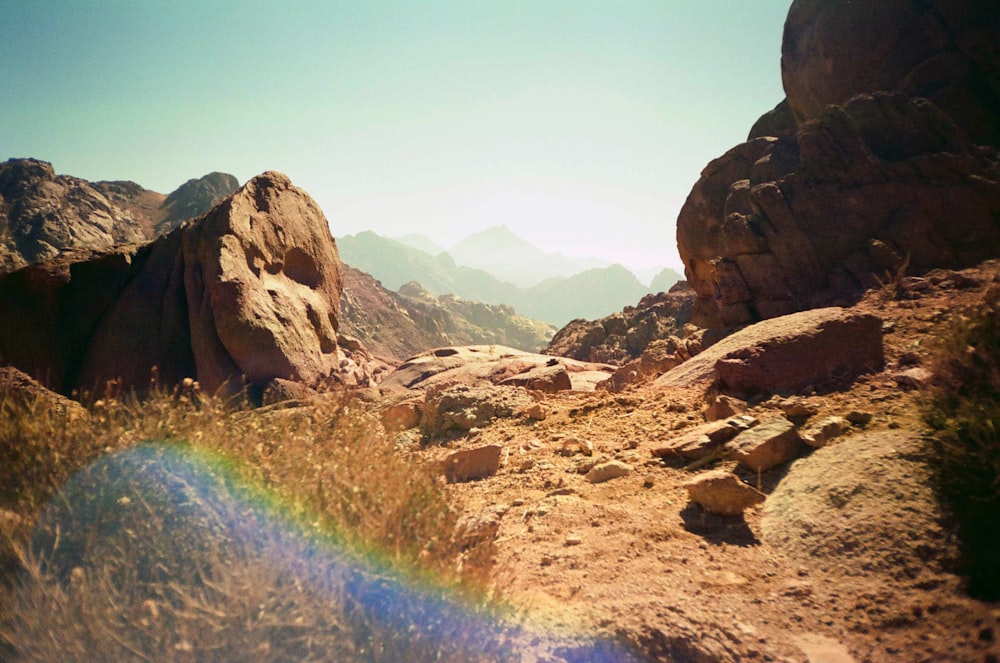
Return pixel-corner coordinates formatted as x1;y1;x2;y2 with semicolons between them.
1;1;789;273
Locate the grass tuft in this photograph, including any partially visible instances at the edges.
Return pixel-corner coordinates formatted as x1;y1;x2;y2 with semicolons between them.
0;385;515;661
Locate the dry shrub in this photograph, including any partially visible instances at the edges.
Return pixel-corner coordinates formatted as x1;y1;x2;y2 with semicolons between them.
921;287;1000;599
0;386;518;662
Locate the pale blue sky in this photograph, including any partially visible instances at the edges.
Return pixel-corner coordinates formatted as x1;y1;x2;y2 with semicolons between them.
2;1;789;271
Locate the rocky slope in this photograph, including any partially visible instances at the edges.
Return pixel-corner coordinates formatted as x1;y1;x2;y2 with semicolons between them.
0;158;238;274
0;172;344;397
339;265;555;362
677;0;1000;328
386;260;1000;663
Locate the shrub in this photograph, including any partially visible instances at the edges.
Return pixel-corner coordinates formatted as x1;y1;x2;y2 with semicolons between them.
0;387;515;662
921;287;1000;599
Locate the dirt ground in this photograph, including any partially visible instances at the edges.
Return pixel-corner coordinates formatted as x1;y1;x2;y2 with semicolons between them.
404;262;1000;662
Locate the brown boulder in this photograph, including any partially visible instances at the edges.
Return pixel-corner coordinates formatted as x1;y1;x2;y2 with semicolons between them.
438;445;503;483
655;308;884;397
498;362;572;393
651;415;757;461
724;416;803;472
0;172;343;397
684;469;766;516
420;384;536;438
0;365;87;420
380;345;614;393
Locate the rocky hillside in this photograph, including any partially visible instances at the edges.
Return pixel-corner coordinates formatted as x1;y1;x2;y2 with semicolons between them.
0;158;238;274
677;0;1000;328
339;265;555;362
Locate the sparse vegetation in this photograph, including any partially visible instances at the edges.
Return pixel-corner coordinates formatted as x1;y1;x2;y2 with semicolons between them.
921;287;1000;600
0;384;514;662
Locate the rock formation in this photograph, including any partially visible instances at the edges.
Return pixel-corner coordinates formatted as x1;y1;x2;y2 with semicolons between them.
544;282;695;364
0;172;343;397
678;0;1000;328
0;158;238;274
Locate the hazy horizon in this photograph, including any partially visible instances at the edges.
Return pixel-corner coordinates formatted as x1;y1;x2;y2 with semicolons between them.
2;2;789;274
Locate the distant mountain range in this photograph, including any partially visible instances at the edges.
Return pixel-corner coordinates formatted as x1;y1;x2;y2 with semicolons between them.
337;229;682;327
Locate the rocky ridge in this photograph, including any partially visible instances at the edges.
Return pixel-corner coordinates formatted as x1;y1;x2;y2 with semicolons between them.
0;158;238;274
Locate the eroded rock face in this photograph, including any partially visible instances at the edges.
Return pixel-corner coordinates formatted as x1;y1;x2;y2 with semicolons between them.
677;0;1000;329
678;94;1000;328
180;172;342;393
781;0;1000;148
0;172;343;397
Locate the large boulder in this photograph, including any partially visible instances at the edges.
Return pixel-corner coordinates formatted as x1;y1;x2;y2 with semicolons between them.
677;0;1000;329
678;93;1000;328
655;307;884;397
0;172;343;397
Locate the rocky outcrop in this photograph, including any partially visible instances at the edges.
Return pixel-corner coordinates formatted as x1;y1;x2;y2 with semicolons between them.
0;172;343;397
678;0;1000;329
654;307;884;397
0;159;238;275
544;282;695;364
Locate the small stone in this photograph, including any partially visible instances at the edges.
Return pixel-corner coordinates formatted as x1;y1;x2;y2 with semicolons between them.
525;403;549;420
642;474;655;488
801;416;851;448
585;460;633;483
438;444;502;483
780;397;820;420
557;437;593;456
846;411;873;426
893;366;931;389
565;534;583;546
573;457;601;474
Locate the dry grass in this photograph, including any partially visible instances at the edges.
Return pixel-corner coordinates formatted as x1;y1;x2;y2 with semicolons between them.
0;384;518;662
921;288;1000;600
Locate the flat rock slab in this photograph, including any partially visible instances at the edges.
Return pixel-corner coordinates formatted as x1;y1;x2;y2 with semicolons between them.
655;307;883;396
724;416;802;471
380;345;614;393
498;363;572;393
652;415;758;460
439;444;502;483
684;469;766;516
